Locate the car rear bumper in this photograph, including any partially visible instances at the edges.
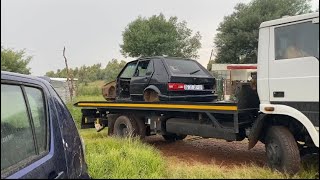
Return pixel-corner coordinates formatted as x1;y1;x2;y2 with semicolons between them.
159;94;217;102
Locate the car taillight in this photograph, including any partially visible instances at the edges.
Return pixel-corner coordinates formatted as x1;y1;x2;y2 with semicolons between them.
168;83;185;91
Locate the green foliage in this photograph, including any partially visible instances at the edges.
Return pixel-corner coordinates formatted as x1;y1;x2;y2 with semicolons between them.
104;59;127;83
45;59;126;84
214;0;312;64
1;46;32;74
207;60;214;71
120;14;201;59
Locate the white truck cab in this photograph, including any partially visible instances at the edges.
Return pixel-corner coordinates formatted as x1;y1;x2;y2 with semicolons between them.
257;12;319;148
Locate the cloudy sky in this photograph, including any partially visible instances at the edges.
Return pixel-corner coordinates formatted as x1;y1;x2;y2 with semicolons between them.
1;0;319;76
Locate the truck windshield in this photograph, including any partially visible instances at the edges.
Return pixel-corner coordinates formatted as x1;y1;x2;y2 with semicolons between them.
275;20;319;60
164;59;209;76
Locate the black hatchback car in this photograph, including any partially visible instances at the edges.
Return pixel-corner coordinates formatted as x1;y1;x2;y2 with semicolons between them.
115;56;217;102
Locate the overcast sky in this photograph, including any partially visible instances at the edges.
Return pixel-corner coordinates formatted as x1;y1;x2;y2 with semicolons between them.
1;0;319;76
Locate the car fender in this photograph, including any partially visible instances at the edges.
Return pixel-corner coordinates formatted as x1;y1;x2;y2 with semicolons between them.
144;85;161;95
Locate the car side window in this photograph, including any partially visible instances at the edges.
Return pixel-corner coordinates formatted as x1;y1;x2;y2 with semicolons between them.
1;84;36;170
146;60;154;76
25;87;47;153
1;84;48;176
134;60;151;77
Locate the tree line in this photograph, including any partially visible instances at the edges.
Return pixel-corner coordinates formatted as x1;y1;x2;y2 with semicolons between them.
45;59;127;84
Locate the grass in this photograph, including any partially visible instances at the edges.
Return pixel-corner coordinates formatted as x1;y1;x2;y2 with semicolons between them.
76;80;106;96
79;129;318;179
66;88;318;179
80;129;166;179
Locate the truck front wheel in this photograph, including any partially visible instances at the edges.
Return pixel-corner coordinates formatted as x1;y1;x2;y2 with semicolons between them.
265;126;300;174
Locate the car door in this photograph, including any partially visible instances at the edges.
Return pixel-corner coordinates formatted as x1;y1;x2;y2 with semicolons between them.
130;59;154;101
116;60;138;99
1;80;67;179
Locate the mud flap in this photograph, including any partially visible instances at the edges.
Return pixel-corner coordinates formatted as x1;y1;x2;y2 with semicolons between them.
248;114;267;149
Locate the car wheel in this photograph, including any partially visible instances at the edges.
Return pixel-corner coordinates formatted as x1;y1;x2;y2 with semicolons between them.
265;126;300;174
113;115;139;138
143;90;159;102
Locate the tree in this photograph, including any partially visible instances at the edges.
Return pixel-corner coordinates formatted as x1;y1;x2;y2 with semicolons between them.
214;0;312;64
103;59;127;83
1;46;32;74
120;14;201;59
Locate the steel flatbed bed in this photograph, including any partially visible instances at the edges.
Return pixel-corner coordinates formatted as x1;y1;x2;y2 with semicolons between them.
74;99;258;141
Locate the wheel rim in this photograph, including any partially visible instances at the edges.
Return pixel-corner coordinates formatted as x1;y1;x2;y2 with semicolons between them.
266;140;282;167
119;123;129;137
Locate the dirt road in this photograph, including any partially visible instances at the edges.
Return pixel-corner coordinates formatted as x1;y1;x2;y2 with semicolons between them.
144;135;267;167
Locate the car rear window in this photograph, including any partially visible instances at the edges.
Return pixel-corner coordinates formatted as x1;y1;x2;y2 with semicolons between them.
164;59;209;76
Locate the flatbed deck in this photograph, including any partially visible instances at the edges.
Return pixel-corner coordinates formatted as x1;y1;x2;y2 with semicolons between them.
74;101;238;112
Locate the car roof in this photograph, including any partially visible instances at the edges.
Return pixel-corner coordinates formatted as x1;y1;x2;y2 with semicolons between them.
260;12;319;28
129;56;196;63
1;71;51;86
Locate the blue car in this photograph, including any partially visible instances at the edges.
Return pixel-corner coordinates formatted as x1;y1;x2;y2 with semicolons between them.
1;71;89;179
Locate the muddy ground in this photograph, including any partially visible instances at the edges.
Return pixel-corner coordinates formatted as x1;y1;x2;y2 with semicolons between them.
144;135;267;167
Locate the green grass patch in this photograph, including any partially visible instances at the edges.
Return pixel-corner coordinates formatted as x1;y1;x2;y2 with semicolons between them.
76;80;106;96
80;129;166;179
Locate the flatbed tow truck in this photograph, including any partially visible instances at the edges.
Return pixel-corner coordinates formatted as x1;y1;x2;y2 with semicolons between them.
75;12;319;174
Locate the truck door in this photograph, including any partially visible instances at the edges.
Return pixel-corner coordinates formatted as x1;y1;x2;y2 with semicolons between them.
268;18;319;124
130;59;154;101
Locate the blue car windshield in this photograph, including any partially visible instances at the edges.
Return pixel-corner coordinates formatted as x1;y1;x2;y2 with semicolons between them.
164;59;209;76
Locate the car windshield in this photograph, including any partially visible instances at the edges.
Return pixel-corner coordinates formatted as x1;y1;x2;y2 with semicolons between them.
164;59;209;76
120;61;137;78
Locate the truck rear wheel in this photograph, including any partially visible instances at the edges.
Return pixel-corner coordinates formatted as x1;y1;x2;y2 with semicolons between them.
265;126;300;174
107;114;119;136
132;115;146;139
113;115;139;138
162;134;187;142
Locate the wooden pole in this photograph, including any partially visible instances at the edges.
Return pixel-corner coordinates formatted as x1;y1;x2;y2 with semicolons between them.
63;46;74;102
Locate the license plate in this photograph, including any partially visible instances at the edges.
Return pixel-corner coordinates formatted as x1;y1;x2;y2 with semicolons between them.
184;84;203;90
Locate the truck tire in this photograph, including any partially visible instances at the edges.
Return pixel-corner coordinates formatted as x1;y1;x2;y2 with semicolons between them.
132;115;146;139
113;115;139;138
162;134;187;142
107;114;119;136
265;126;300;174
